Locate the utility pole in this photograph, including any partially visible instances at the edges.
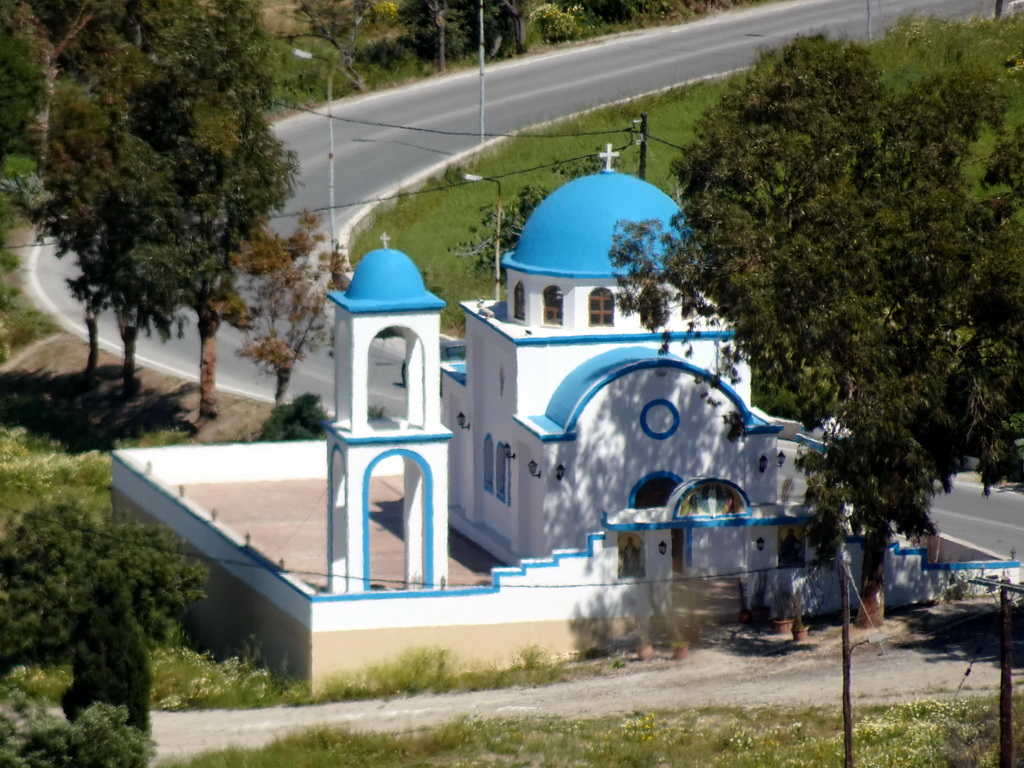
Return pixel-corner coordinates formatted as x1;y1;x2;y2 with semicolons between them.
478;0;485;142
970;575;1021;768
839;549;854;768
638;113;648;180
1001;584;1013;768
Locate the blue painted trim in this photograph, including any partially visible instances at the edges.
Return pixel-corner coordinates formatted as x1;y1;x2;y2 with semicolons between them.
327;444;344;579
602;510;814;531
361;449;435;591
796;433;826;454
496;442;507;502
685;530;692;569
309;533;608;602
667;477;753;519
483;434;494;493
640;398;680;440
442;366;467;387
463;306;733;347
324;422;452;445
542;349;772;440
628;471;683;509
330;291;445;315
513;414;578;442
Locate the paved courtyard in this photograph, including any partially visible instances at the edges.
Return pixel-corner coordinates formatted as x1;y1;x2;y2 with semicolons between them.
186;476;499;592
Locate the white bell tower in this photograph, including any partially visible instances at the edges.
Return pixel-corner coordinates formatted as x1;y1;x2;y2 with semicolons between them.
325;241;451;594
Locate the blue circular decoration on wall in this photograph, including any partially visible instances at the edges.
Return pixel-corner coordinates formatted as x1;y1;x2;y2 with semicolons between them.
640;399;679;440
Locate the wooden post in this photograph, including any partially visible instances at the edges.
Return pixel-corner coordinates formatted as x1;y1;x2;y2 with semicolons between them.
1000;584;1013;768
839;549;853;768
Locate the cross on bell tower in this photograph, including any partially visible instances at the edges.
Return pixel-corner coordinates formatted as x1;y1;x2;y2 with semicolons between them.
598;143;620;173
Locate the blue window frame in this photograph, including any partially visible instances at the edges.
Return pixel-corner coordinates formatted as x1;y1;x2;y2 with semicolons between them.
483;435;494;493
496;442;507;501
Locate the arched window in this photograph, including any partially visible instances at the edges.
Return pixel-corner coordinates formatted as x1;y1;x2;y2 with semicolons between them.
513;281;525;320
483;435;494;493
495;442;507;501
543;286;563;326
633;476;679;509
589;287;614;327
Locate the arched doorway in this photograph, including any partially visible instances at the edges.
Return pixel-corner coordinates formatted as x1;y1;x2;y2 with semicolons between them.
630;472;683;574
631;473;681;509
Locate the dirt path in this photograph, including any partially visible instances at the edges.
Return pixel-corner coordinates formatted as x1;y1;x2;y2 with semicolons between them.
151;599;1014;763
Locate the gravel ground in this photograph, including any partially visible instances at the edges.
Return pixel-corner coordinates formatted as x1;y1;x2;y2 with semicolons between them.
151;597;1019;764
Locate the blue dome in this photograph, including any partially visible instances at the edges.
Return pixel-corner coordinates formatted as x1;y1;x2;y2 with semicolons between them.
503;172;680;279
331;248;445;314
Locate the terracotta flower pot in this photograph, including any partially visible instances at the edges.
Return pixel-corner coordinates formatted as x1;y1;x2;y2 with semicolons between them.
773;618;794;636
792;626;809;642
671;644;689;660
738;608;753;623
636;643;655;661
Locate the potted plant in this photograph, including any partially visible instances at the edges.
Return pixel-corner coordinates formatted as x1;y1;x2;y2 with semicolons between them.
771;586;794;635
671;640;689;660
635;615;654;661
791;592;809;641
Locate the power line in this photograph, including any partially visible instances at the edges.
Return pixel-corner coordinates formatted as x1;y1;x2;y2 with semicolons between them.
272;100;634;140
2;142;641;251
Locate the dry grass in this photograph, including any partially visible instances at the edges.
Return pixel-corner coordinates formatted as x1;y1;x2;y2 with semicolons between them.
0;334;273;448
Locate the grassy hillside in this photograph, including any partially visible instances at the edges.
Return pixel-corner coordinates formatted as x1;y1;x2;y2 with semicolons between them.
350;15;1024;333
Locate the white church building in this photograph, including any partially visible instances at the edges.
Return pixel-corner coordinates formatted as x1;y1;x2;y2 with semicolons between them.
111;157;1018;684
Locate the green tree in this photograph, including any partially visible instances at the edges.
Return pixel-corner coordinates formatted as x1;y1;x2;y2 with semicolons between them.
36;78;185;393
0;502;206;670
61;561;152;732
232;214;341;406
613;36;1024;627
138;0;297;422
0;29;44;163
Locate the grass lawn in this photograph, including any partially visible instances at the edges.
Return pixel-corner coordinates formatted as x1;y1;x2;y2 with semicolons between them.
351;15;1024;333
161;697;998;767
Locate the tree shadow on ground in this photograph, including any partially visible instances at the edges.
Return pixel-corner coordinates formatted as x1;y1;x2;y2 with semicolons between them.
890;598;1023;670
0;365;197;453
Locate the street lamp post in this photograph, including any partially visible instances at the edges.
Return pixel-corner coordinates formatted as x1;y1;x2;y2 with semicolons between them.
293;48;338;256
478;0;485;142
463;174;502;301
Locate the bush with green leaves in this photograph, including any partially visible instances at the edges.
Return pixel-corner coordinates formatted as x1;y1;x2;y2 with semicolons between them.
259;393;328;441
0;697;151;767
61;561;153;731
0;502;206;672
529;4;586;43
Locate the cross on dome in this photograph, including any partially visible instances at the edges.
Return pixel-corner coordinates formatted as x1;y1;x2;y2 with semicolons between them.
380;232;391;249
598;143;620;173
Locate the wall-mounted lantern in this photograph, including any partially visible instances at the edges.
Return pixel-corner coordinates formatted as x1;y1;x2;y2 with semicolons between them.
528;459;541;478
456;412;471;430
758;454;768;473
777;451;786;467
503;444;515;459
756;536;765;551
658;540;668;555
556;464;566;481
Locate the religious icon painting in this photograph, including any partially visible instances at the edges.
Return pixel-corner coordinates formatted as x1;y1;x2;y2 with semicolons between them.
617;532;645;579
778;525;805;568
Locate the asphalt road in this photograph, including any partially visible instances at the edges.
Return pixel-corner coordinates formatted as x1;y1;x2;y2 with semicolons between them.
25;0;993;408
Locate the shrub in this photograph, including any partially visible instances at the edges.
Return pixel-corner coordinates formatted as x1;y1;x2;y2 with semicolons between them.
530;3;586;42
259;393;328;441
